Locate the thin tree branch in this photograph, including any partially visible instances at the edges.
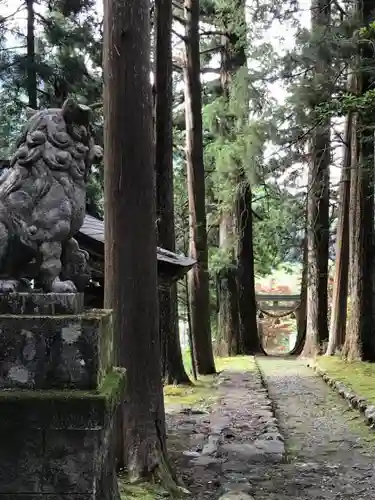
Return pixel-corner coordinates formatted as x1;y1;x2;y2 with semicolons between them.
172;28;186;42
200;45;222;55
173;14;186;25
0;4;25;24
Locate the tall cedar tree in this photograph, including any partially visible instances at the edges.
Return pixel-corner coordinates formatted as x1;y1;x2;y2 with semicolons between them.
184;0;216;375
290;233;308;355
26;0;37;109
236;179;263;353
343;0;375;361
302;0;330;357
155;0;190;384
217;213;239;355
210;0;262;355
103;0;170;479
326;111;352;355
215;6;243;356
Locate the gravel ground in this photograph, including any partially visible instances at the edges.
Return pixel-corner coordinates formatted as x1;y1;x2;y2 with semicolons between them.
167;357;375;500
256;356;375;500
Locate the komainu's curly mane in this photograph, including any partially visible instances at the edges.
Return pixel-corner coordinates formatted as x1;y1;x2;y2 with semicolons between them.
0;99;102;293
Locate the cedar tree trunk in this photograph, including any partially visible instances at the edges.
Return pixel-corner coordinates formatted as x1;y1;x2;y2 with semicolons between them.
183;0;215;374
302;0;330;357
216;212;240;356
326;112;352;355
291;234;307;355
26;0;37;109
155;0;190;384
236;181;264;354
343;8;375;360
103;0;171;480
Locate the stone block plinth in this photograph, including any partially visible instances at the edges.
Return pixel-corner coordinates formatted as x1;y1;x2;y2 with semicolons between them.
0;293;123;500
0;292;84;315
0;369;125;500
0;309;114;390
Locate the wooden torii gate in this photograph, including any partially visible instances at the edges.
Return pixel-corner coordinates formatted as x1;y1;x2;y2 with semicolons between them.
256;294;301;317
256;294;301;350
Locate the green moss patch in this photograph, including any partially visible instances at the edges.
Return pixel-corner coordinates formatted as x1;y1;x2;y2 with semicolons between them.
164;355;255;409
182;349;255;376
119;478;170;499
0;369;125;428
215;355;255;372
317;356;375;405
164;376;215;407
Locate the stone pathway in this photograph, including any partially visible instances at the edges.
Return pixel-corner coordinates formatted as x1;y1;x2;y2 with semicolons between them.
256;357;375;500
166;357;375;499
166;365;284;499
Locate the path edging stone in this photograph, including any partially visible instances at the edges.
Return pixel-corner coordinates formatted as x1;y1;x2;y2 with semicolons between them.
308;361;375;427
253;356;286;458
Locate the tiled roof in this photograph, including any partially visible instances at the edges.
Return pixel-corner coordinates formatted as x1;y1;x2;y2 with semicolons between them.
81;214;195;269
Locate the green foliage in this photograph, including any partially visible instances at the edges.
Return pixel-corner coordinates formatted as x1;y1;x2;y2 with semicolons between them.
252;186;305;275
0;0;103;212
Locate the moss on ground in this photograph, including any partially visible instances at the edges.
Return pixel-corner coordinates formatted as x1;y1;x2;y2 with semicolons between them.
215;355;255;372
119;479;169;499
164;355;255;408
316;356;375;448
182;350;255;378
164;376;214;407
317;356;375;405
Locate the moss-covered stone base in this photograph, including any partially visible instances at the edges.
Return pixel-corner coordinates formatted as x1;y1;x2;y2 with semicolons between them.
0;370;125;500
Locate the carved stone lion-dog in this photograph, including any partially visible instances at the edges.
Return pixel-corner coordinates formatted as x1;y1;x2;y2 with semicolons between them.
0;99;102;293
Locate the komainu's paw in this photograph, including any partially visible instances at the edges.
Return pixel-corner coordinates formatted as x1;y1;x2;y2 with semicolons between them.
0;280;19;293
51;278;77;293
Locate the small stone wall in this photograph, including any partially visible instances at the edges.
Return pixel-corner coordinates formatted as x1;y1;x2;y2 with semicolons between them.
309;362;375;427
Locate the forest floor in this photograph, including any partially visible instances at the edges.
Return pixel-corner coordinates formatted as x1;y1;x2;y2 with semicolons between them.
162;356;375;500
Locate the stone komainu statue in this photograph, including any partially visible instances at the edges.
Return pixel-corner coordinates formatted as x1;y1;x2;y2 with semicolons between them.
0;99;102;293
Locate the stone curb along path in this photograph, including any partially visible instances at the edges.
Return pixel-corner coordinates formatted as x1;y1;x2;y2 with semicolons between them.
308;361;375;429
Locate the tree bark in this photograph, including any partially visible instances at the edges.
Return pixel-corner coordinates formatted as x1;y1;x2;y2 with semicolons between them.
155;0;190;385
216;212;240;356
183;0;215;375
326;112;352;355
26;0;37;109
217;267;240;356
291;234;307;356
302;0;330;358
236;181;264;354
215;11;244;359
160;284;191;384
103;0;171;480
343;5;375;360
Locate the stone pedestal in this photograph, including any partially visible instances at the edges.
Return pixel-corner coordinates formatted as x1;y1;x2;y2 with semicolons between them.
0;293;124;500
